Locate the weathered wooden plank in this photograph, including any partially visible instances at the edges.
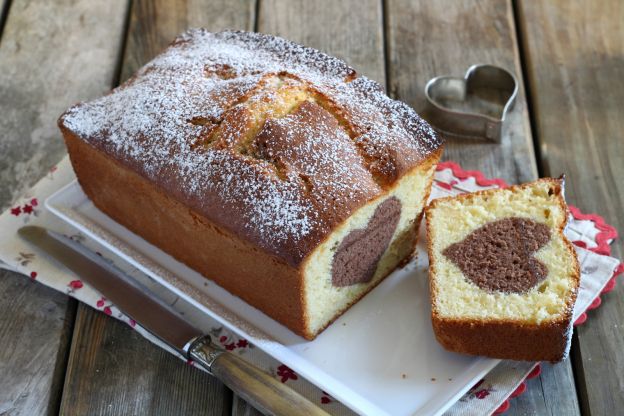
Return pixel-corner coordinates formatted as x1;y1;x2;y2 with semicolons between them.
508;362;581;415
121;0;256;82
60;304;231;415
0;0;128;414
258;0;385;85
0;272;76;416
517;1;624;414
60;1;256;415
0;0;128;205
386;0;537;184
386;1;579;415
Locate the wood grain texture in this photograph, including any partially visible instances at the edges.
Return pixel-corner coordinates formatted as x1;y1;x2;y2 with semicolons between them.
258;0;385;85
61;1;257;414
0;0;128;207
0;1;127;415
507;362;581;415
517;1;624;414
120;0;256;82
385;1;578;415
60;304;230;415
0;273;75;416
386;0;537;184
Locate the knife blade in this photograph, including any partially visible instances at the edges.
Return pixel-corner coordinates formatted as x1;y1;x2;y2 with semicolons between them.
18;226;328;416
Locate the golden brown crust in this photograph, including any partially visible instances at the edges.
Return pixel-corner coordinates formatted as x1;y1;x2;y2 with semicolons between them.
431;315;571;362
425;178;581;362
58;29;443;267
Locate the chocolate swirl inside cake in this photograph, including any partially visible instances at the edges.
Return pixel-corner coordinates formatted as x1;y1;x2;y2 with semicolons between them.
443;217;551;293
332;197;402;287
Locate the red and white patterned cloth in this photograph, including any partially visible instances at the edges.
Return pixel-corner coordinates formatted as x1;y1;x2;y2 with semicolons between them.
0;157;621;416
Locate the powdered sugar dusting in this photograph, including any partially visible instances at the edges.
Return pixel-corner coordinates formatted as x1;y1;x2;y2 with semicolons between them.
254;100;381;223
60;30;442;264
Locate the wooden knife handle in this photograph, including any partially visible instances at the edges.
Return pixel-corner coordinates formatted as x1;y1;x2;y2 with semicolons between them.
189;337;329;416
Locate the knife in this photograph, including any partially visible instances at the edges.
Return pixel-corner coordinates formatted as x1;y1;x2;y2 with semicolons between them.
18;226;329;416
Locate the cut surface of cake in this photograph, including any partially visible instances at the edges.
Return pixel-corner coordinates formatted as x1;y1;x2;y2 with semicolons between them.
58;29;443;340
425;178;580;361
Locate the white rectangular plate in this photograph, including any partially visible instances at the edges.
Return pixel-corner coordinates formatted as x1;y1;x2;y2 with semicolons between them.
46;180;499;416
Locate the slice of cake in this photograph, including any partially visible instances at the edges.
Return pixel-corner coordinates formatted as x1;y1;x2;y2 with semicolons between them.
425;178;580;361
58;30;443;340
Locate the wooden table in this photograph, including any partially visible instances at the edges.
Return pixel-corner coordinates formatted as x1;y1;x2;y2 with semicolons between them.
1;1;622;414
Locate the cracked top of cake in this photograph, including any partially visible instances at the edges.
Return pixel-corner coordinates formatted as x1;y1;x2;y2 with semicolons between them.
59;29;442;266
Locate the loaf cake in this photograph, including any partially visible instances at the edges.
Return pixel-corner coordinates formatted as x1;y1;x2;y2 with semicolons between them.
58;30;443;340
426;178;580;361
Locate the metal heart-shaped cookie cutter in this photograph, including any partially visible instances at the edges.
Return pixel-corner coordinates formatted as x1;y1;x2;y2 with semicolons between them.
423;64;518;143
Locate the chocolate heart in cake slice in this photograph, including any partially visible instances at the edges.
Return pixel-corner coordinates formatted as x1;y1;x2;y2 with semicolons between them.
443;217;551;294
425;178;580;362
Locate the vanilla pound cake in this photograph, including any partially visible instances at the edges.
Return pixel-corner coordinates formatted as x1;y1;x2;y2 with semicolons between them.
59;30;443;339
426;178;580;361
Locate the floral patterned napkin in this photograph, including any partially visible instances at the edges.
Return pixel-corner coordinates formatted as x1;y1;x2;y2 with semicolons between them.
0;157;620;416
